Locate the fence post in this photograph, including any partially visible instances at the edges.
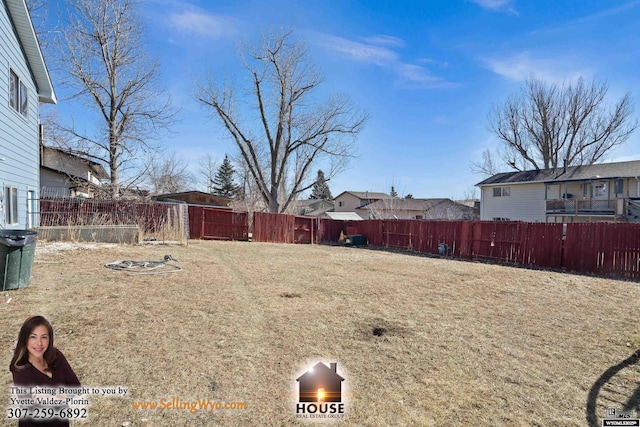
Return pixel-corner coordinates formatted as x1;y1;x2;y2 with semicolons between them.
201;208;205;238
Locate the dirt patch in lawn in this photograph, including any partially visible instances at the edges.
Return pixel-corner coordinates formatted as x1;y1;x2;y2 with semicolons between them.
1;240;639;426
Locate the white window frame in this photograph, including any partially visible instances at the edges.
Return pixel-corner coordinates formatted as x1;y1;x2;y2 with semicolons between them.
492;187;510;197
8;69;28;118
5;186;18;225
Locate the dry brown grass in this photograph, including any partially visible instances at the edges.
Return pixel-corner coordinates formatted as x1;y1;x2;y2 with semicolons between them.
1;241;639;426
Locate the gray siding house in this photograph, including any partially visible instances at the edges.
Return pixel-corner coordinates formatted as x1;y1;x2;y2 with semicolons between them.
1;0;55;228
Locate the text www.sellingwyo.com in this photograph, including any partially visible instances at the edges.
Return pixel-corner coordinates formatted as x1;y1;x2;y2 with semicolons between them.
131;398;247;413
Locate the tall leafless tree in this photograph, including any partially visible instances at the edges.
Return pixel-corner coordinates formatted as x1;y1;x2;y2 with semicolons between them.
56;0;176;198
145;153;193;194
473;77;637;175
197;29;367;213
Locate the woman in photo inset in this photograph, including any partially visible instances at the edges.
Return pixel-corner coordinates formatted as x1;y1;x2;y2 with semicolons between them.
9;315;81;427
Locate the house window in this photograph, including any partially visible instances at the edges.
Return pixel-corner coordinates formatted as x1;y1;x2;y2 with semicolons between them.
5;187;18;225
415;215;423;220
8;70;28;118
615;178;623;196
594;182;607;198
338;201;344;207
492;187;510;197
493;217;510;221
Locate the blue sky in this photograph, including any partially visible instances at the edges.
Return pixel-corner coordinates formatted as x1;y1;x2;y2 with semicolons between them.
45;0;640;199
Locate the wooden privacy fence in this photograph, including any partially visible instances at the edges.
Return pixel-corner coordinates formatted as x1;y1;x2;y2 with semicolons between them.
39;197;189;241
252;212;640;280
253;212;361;244
40;198;185;232
188;206;248;240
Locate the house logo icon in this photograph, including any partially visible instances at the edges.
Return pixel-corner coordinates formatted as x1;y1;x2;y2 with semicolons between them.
295;362;346;419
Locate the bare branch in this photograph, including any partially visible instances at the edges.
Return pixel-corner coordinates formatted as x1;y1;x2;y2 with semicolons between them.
197;29;366;213
482;76;637;173
53;0;178;198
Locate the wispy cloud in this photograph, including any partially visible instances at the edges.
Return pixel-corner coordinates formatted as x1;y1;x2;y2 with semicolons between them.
530;0;640;36
395;64;456;89
570;0;640;25
359;35;405;48
418;58;449;68
482;51;590;83
321;35;399;66
470;0;518;15
316;34;456;89
168;7;239;39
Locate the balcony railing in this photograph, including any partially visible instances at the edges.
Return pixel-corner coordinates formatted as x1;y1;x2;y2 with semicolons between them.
546;199;616;215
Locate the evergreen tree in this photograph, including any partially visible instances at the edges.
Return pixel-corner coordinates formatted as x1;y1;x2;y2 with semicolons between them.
309;170;333;200
212;155;239;198
390;186;398;198
405;193;414;199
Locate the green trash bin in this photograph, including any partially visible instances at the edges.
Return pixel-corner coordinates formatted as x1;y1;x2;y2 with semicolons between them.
0;230;37;291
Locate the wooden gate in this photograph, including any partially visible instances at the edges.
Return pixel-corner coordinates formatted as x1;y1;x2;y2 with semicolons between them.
188;206;248;240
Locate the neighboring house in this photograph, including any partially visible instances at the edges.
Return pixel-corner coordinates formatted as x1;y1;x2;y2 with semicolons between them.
476;160;640;223
323;211;362;221
151;191;231;207
455;199;481;219
333;191;392;219
292;198;334;217
363;198;477;220
40;145;109;198
1;0;56;228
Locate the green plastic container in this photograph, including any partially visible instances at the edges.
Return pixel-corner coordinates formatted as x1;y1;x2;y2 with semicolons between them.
0;230;37;291
345;234;367;246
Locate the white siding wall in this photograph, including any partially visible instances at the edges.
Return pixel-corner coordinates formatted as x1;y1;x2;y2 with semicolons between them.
0;1;40;228
334;193;372;218
480;183;546;222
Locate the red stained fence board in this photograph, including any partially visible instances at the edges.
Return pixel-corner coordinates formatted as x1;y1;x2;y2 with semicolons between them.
251;212;640;280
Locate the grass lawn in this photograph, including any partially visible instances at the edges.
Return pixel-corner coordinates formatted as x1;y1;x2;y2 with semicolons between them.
1;240;639;426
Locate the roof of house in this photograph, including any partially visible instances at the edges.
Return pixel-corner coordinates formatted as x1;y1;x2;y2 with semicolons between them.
41;146;109;180
334;191;392;200
476;160;640;186
294;199;335;207
324;212;363;221
455;199;480;208
5;0;56;103
151;191;232;206
361;198;449;211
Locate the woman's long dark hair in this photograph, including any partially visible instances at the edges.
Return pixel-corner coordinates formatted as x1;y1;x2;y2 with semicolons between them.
9;316;58;372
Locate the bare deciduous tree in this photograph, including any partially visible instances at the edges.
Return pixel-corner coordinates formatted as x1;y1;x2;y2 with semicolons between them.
197;154;218;194
197;29;367;213
230;155;265;231
57;0;176;198
461;186;479;201
25;0;49;42
470;149;500;177
145;153;193;194
474;76;637;175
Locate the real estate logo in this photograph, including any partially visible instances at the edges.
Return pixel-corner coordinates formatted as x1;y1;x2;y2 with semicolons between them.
294;361;346;420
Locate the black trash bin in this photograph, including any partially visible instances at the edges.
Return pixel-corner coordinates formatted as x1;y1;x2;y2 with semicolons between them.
0;230;37;291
